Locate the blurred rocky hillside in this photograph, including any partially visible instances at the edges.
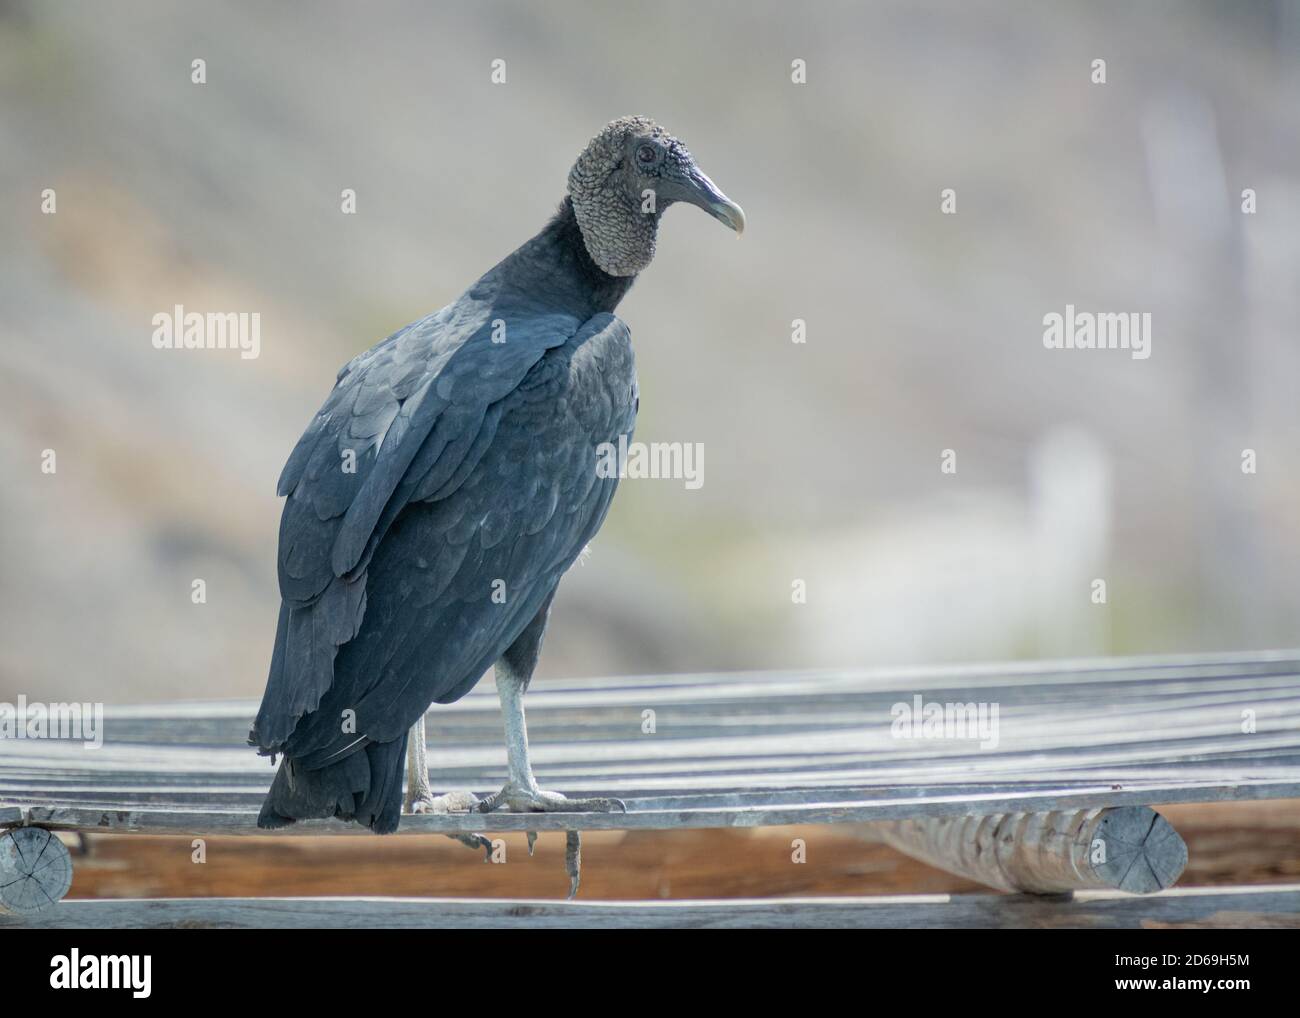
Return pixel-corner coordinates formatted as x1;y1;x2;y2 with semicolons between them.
1;0;1298;703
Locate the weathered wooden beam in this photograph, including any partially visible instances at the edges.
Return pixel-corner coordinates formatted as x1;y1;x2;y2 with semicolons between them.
32;802;1300;901
0;827;74;915
874;806;1187;894
5;782;1295;836
3;884;1296;929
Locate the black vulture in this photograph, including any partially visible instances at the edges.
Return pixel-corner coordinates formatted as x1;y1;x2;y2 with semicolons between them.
249;117;744;865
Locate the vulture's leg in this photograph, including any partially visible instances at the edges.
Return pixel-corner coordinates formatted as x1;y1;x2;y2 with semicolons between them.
404;714;492;859
477;654;625;815
477;594;625;898
478;597;625;815
404;714;434;808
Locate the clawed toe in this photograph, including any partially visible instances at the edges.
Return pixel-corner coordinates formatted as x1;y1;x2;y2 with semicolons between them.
449;831;494;861
408;789;481;814
477;784;626;815
562;795;627;814
405;790;492;858
474;782;624;899
565;830;581;900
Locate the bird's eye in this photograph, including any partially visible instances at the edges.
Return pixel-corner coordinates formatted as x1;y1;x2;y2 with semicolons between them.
637;144;658;165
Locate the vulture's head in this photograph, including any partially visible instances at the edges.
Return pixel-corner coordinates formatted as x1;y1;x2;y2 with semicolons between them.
568;115;745;277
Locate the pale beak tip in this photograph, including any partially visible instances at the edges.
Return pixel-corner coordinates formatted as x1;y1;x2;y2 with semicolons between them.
715;200;745;236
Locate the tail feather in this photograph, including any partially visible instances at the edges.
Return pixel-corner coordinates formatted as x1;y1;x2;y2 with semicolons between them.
251;577;367;754
257;732;409;834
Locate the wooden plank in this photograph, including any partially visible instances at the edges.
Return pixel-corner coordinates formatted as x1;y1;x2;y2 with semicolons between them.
8;767;1295;806
76;687;1300;751
12;676;1300;748
4;884;1298;929
6;689;1296;759
8;779;1300;835
5;707;1298;776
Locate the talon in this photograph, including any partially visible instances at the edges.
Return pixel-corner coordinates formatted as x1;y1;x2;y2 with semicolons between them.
447;832;493;862
473;782;615;896
405;790;492;857
565;830;581;899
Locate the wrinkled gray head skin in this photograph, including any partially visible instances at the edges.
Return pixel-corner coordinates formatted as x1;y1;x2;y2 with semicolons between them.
567;115;745;277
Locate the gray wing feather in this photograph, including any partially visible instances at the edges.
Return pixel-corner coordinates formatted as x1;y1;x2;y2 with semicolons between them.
278;313;635;764
252;304;585;752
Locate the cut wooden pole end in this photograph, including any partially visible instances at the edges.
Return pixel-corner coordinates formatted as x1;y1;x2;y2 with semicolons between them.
1090;805;1188;893
0;827;74;915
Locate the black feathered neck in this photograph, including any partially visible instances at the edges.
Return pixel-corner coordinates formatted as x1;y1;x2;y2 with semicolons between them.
498;197;637;317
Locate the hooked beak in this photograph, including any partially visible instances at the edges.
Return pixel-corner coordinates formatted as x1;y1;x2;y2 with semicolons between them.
664;165;745;235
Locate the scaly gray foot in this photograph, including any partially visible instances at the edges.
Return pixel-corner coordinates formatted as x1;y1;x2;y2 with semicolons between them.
407;790;492;860
409;790;481;814
476;784;626;815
